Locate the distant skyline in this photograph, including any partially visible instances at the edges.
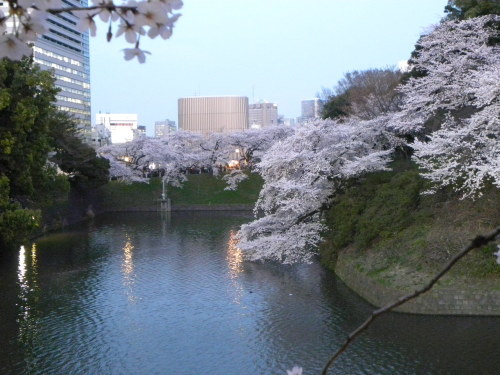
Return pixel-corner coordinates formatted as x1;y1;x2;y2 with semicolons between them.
90;0;448;136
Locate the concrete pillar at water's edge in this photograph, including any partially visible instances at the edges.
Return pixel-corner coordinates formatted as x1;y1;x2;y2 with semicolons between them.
159;198;171;212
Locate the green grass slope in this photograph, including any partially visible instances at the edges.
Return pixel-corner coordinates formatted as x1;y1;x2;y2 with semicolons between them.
93;172;263;211
319;160;500;291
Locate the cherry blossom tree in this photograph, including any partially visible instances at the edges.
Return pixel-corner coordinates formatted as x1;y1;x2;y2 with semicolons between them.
0;0;183;62
99;127;296;191
99;130;208;185
392;15;500;198
237;118;394;264
226;126;295;167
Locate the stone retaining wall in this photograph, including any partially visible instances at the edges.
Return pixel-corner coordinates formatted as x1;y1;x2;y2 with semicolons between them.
335;253;500;316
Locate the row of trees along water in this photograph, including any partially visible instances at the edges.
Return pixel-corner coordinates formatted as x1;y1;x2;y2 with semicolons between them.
0;1;499;266
0;1;499;373
101;12;499;265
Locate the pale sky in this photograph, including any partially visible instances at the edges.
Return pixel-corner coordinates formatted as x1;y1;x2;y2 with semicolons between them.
90;0;448;136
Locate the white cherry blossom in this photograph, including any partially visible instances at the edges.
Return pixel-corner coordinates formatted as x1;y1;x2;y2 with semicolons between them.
237;118;393;263
0;35;32;60
123;46;151;63
148;24;172;39
115;21;145;44
393;15;500;198
91;0;119;22
135;1;169;28
19;11;48;42
0;0;182;60
76;11;98;36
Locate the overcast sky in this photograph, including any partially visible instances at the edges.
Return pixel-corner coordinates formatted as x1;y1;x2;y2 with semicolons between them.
90;0;448;135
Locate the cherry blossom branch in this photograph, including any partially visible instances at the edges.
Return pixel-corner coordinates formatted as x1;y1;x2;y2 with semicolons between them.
0;0;183;62
47;5;135;14
321;226;500;375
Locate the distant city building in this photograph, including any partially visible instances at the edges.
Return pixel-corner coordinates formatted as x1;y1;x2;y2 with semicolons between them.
90;123;111;148
95;113;138;144
248;101;278;128
155;119;177;137
136;125;147;139
1;1;92;140
282;118;296;127
178;96;249;135
299;98;322;123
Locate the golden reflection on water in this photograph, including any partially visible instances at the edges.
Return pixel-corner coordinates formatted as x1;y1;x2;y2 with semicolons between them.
226;230;244;279
226;231;246;309
31;243;37;270
17;244;41;352
122;236;137;303
122;238;134;275
18;245;27;283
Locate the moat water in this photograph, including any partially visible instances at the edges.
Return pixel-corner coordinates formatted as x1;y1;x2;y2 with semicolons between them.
0;212;498;374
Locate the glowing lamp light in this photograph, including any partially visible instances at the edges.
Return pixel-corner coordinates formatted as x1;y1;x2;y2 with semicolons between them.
228;160;239;168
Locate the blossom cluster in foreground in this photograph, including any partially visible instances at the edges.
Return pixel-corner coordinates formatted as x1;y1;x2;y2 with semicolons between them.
0;0;183;62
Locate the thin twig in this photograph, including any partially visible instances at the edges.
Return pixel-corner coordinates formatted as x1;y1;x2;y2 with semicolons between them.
321;226;500;375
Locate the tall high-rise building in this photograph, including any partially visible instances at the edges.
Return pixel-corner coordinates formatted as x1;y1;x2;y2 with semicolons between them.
1;1;92;139
249;101;278;129
95;113;138;144
178;96;249;135
300;98;322;123
155;119;177;137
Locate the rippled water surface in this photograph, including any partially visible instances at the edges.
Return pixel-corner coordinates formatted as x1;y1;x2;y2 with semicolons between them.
0;212;498;375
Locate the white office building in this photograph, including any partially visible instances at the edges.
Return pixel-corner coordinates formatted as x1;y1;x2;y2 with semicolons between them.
249;101;279;128
136;125;147;139
300;98;322;123
90;123;111;148
95;113;138;144
155;119;177;137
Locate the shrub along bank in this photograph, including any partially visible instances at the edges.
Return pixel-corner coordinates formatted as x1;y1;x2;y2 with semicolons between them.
319;160;500;314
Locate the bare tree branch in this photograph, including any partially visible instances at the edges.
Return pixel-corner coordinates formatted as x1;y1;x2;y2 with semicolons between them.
321;226;500;375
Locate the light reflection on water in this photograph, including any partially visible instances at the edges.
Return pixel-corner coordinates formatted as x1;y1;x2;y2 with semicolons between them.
226;230;246;308
16;244;42;373
122;236;137;303
0;212;498;375
226;230;244;278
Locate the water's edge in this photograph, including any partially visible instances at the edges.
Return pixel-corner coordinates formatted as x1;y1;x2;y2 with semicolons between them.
334;251;500;316
42;207;500;317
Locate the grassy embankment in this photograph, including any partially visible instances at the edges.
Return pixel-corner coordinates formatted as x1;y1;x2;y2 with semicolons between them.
92;172;263;211
319;159;500;290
